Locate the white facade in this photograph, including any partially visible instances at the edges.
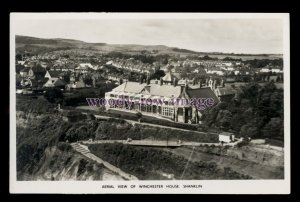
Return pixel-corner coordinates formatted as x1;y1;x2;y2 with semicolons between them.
271;68;283;73
219;133;235;143
260;68;271;73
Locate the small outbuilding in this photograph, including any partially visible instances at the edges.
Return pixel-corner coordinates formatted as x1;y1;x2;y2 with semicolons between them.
219;132;235;143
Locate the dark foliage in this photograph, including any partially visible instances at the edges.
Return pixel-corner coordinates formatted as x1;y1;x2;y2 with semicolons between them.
89;143;251;180
44;88;64;104
201;82;283;140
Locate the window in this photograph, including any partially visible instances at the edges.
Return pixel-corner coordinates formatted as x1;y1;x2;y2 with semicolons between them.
177;108;183;116
162;107;174;117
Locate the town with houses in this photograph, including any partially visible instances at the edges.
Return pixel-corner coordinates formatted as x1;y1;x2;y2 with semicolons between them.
14;35;285;181
16;49;284;134
16;52;283;97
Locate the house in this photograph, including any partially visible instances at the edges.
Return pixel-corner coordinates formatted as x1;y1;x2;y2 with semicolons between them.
205;68;224;76
104;75;219;123
20;78;32;87
214;86;237;102
234;70;240;75
260;67;271;73
19;67;30;77
269;75;278;82
219;132;235;143
75;63;93;73
44;71;52;79
106;61;113;65
43;78;66;89
271;67;283;73
20;67;35;79
17;61;26;65
45;70;64;80
67;81;85;89
161;71;179;85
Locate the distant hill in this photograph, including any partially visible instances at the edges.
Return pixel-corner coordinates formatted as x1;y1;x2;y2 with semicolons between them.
15;35;175;55
15;35;283;60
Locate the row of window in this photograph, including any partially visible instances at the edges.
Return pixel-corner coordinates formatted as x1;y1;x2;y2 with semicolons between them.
162;107;174;117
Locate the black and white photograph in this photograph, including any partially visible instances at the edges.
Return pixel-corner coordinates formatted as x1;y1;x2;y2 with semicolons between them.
9;13;290;194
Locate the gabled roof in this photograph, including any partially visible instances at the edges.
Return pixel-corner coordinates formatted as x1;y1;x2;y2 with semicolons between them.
186;87;219;104
20;67;31;73
162;71;176;82
143;84;182;98
217;86;237;96
43;78;66;87
79;63;93;68
48;70;62;78
112;82;146;94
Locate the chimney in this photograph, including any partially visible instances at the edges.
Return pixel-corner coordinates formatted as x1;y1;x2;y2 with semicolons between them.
146;75;150;85
160;77;163;86
213;80;217;90
139;75;143;84
221;79;225;87
182;83;188;95
205;78;209;86
173;77;177;87
119;78;123;85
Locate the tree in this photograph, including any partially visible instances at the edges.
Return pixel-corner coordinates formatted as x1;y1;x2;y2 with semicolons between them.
262;117;283;139
150;70;165;80
136;112;143;123
44;88;64;104
16;54;22;61
32;64;46;80
63;74;70;83
240;124;260;138
84;76;93;86
16;64;25;74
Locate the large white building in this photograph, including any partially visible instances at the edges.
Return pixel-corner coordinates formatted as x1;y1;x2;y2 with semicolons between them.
104;73;219;123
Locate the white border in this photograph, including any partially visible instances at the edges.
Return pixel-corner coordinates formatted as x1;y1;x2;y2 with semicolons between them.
9;13;290;194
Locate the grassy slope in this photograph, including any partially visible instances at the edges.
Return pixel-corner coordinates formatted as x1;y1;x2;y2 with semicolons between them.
15;35;282;58
88;143;252;180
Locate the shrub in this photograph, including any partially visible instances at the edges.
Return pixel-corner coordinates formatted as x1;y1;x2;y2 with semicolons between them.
44;88;64;104
57;142;72;151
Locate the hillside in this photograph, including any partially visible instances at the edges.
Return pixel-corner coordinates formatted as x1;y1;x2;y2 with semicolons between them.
16;35;173;55
15;35;282;59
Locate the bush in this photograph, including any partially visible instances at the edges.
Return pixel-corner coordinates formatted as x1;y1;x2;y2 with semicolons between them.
57;142;72;151
44;88;64;104
86;113;96;120
107;118;126;124
66;111;87;122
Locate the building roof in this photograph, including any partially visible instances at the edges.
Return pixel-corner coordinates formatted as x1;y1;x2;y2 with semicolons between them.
111;81;221;103
20;67;31;73
76;63;93;70
143;84;182;98
43;78;66;87
112;82;146;94
162;71;176;82
186;87;219;104
225;77;236;83
219;132;234;136
217;86;237;96
79;63;93;68
48;70;62;78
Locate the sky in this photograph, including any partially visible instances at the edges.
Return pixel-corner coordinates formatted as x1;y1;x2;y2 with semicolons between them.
13;17;284;54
